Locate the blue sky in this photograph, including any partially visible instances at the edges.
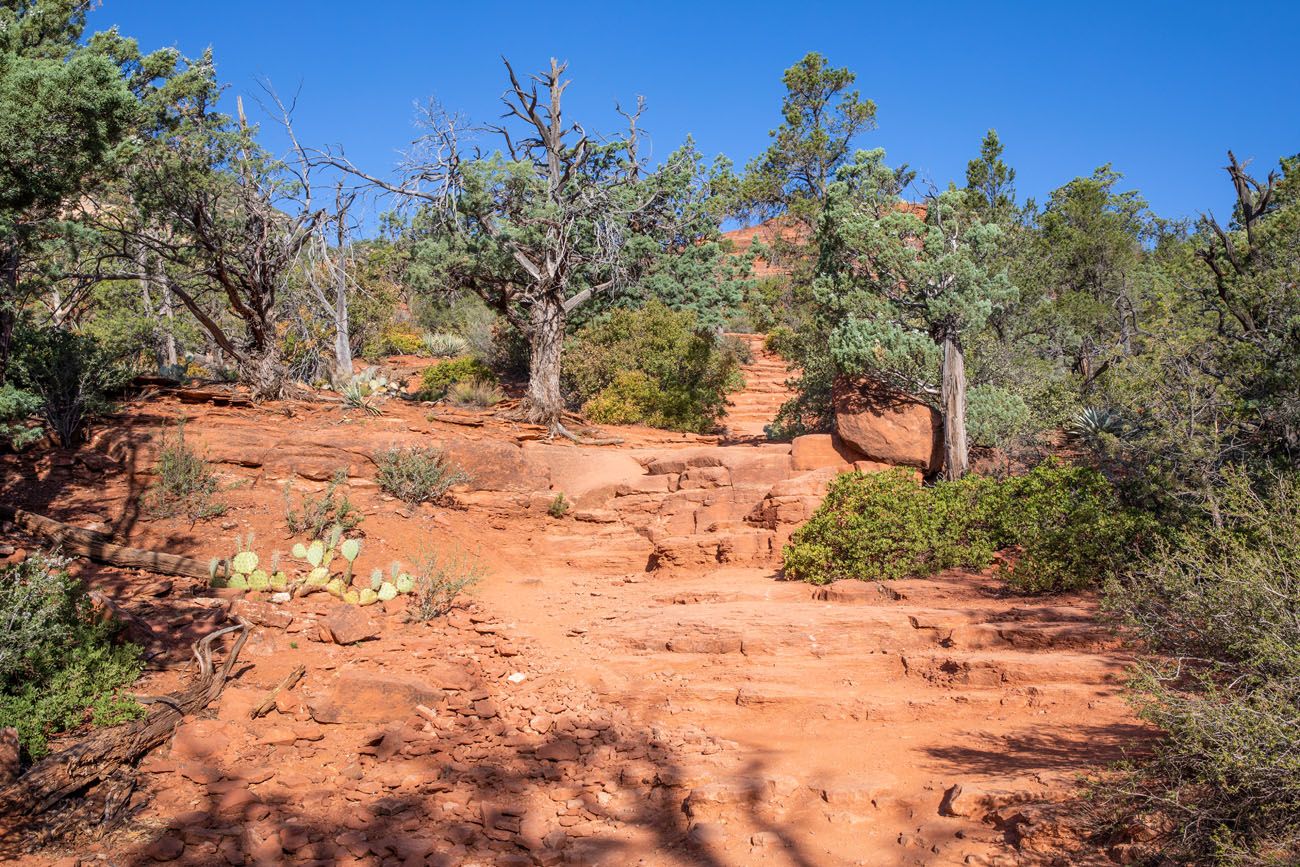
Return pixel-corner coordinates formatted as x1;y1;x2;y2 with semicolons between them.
102;1;1298;224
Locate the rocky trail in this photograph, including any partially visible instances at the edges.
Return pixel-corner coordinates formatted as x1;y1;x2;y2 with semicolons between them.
0;345;1147;866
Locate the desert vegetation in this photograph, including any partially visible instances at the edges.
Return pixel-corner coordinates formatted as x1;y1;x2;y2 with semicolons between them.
0;2;1296;863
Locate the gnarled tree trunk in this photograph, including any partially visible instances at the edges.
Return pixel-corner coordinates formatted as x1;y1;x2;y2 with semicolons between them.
525;290;565;431
940;331;969;480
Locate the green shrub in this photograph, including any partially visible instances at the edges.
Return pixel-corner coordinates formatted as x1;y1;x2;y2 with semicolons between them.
0;554;143;762
966;384;1032;448
0;383;42;450
416;357;495;401
447;378;503;408
9;323;127;446
1103;470;1300;863
564;302;744;433
783;460;1146;592
142;422;226;521
421;332;470;358
283;469;363;538
375;445;468;505
371;327;424;357
548;492;570;518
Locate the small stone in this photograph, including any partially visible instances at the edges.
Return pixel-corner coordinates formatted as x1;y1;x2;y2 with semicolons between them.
145;835;185;861
507;672;527;684
316;607;380;645
536;739;580;761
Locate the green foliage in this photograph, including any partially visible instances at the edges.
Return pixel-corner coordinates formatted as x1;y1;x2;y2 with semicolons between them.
283;470;363;538
1105;471;1300;863
0;382;42;449
375;445;468;505
564;302;744;433
421;332;469;358
783;461;1146;592
8;322;127;445
966;384;1032;449
370;327;423;357
0;553;143;762
405;548;483;622
446;378;502;408
142;421;225;520
416;357;495;401
548;492;570;519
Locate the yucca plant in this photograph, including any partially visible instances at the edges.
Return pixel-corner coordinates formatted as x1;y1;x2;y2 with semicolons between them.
421;332;470;359
1064;407;1126;444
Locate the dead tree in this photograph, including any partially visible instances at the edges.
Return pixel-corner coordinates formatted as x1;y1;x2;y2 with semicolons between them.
321;58;651;438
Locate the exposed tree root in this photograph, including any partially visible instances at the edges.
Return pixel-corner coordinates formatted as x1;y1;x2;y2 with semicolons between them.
0;619;251;849
551;420;624;446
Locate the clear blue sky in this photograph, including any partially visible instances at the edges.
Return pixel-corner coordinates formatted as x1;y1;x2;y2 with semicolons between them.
102;1;1298;224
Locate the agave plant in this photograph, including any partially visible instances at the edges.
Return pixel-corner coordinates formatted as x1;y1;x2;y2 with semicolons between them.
341;378;383;416
1065;407;1127;444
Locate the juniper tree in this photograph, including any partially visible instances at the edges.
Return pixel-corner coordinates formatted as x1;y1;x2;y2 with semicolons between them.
817;149;1016;479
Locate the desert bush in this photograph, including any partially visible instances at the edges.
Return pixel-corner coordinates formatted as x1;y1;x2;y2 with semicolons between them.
783;461;1146;591
446;377;503;408
8;324;127;446
142;422;226;521
416;357;495;401
1103;470;1300;864
0;383;42;450
283;469;363;538
421;332;470;358
375;446;468;505
564;302;744;433
369;326;424;357
406;548;483;621
966;384;1033;449
548;492;570;518
0;554;143;761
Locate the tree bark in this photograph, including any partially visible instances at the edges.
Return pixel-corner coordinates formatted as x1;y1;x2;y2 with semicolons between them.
332;254;353;382
940;331;969;480
525;291;565;431
0;243;19;386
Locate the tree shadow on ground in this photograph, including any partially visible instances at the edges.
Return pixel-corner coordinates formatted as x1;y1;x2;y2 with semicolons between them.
921;723;1157;777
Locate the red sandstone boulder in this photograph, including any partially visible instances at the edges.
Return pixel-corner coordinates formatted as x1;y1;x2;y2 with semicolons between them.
831;377;942;473
790;433;866;471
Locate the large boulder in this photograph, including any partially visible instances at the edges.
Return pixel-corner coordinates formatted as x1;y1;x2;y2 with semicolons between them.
831;377;942;473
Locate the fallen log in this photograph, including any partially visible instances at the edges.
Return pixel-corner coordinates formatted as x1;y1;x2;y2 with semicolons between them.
0;619;250;842
0;506;213;580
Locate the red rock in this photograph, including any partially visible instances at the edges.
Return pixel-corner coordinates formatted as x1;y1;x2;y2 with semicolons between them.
0;727;18;784
316;606;381;645
790;433;866;471
145;835;185;861
231;598;293;630
832;376;943;473
536;738;580;761
314;671;440;724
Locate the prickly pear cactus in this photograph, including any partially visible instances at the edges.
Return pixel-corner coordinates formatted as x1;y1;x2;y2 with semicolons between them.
269;572;288;591
342;589;360;606
228;573;249;590
307;566;330;587
358;588;379;606
247;570;270;591
394;573;414;594
325;577;345;597
306;540;325;568
341;538;361;562
377;582;398;602
292;542;308;560
232;551;259;575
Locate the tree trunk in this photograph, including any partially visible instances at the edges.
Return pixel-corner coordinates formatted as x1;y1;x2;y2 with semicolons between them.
525;291;565;431
0;243;18;386
940;331;969;480
333;255;353;382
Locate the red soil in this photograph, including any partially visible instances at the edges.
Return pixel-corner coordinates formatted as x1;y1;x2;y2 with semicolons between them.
0;352;1145;866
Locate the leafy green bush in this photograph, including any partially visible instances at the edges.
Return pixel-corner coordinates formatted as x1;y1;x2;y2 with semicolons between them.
966;384;1032;448
283;469;363;538
0;383;42;450
375;446;468;505
9;323;128;446
563;302;744;433
369;326;424;357
142;422;226;521
416;357;495;401
0;554;143;762
783;460;1146;591
1104;470;1300;863
548;492;570;518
